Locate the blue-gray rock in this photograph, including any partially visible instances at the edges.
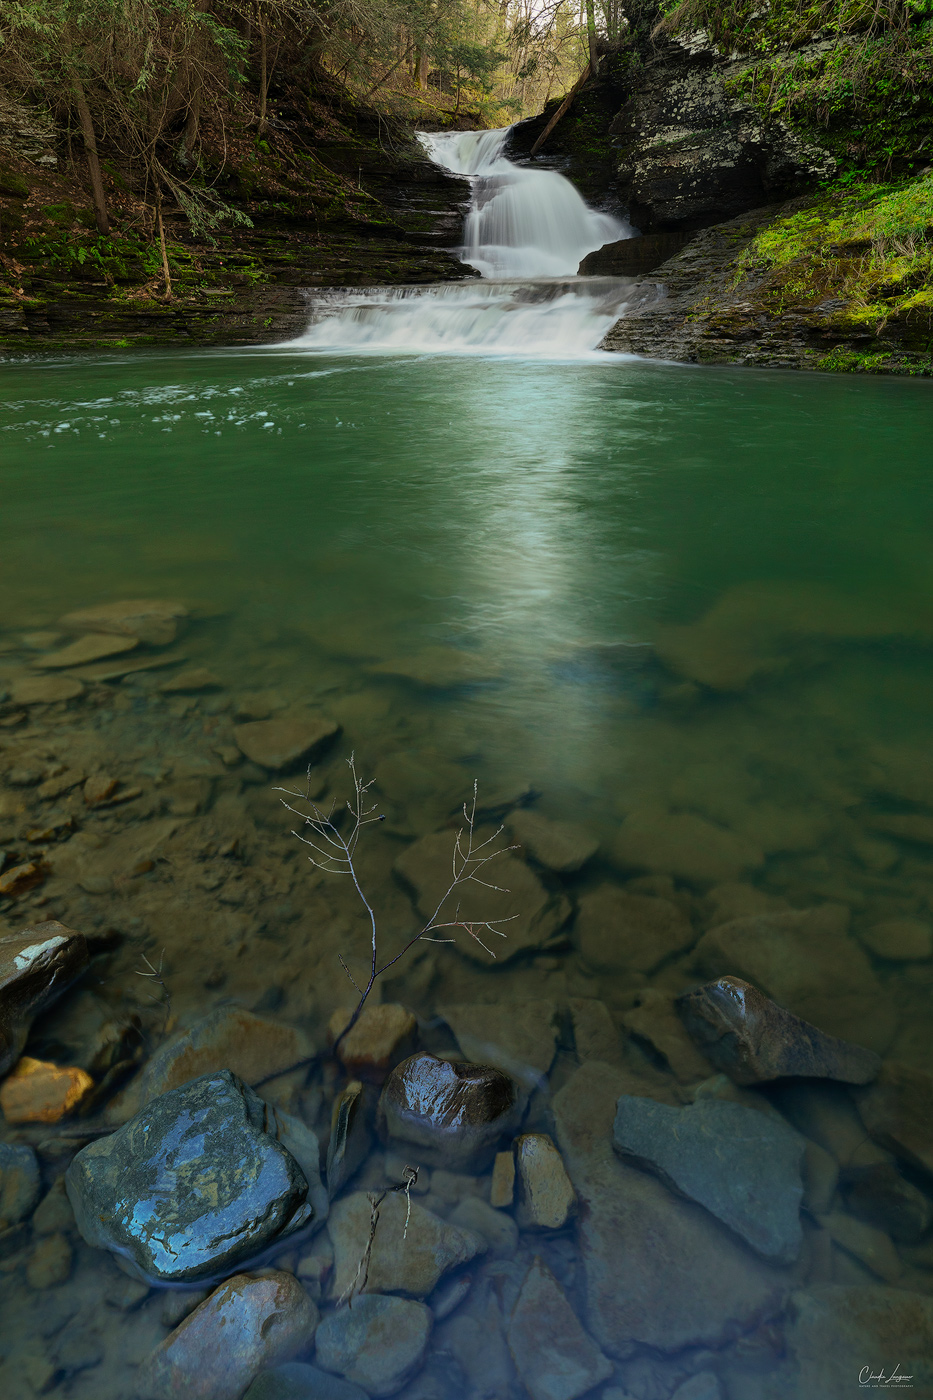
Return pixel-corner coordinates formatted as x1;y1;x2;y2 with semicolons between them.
65;1069;313;1283
315;1294;432;1397
244;1362;368;1400
0;1141;40;1228
612;1094;804;1263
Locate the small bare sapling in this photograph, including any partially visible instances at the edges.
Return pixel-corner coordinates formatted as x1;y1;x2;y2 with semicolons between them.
276;756;516;1054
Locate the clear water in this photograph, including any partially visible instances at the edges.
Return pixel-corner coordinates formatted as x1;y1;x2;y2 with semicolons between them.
1;348;933;1397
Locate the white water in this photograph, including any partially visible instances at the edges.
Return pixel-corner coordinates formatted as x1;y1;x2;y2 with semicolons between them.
290;125;649;357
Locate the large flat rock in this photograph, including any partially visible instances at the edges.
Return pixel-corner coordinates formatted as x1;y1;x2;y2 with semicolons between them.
234;712;340;771
788;1285;933;1400
575;884;695;974
612;810;764;886
438;1000;559;1090
59;597;187;646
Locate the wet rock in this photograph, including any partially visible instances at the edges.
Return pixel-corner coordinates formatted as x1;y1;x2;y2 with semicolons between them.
622;989;713;1084
515;1133;576;1231
379;1052;521;1170
8;673;84;704
105;1274;150;1310
295;1250;332;1302
449;1194;519;1257
59;597;187;646
676;976;882;1086
0;860;46;898
490;1149;515;1208
670;1376;723;1400
26;1231;72;1288
37;767;86;799
819;1211;902;1282
159;667;222;693
553;1062;787;1358
394;833;570;965
327;1079;372;1198
316;1293;432;1396
138;1271;318;1400
613;1094;804;1262
67;1070;312;1283
0;1143;40;1227
35;634;138;668
233;712;340;771
328;1190;485;1299
693;905;895;1052
0;923;87;1077
439;1000;559;1089
507;810;598;873
858;918;933;962
612;810;764;886
161;1288;211;1328
507;1257;612;1400
245;1363;368;1400
575;883;695;975
854;1062;933;1173
841;1162;933;1243
106;1005;313;1123
83;773;119;806
0;1056;93;1123
569;999;623;1065
329;1004;417;1083
788;1285;933;1400
367;647;500;688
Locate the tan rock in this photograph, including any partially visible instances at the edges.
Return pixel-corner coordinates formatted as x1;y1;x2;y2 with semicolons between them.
83;774;119;806
159;668;222;694
613;811;764;886
72;649;187;682
59;598;187;646
0;921;89;1077
490;1149;515;1208
329;1003;417;1082
395;832;570;965
233;712;339;771
0;1057;93;1124
507;1257;612;1400
26;1232;72;1289
37;768;86;800
33;634;138;669
569;999;623;1064
818;1211;901;1284
575;884;694;975
515;1133;576;1230
622;990;713;1083
9;674;83;705
0;861;45;899
507;809;598;873
439;1000;559;1088
858;919;933;962
327;1191;486;1300
789;1284;933;1400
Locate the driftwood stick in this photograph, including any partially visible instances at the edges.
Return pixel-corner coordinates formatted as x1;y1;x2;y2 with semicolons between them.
530;65;592;157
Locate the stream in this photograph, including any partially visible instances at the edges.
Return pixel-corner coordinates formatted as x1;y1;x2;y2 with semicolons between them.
0;123;932;1400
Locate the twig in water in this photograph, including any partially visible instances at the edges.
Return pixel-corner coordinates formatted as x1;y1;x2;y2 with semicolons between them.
134;949;172;1035
338;1165;421;1308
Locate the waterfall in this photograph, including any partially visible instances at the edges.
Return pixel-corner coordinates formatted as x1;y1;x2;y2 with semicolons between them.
289;123;650;357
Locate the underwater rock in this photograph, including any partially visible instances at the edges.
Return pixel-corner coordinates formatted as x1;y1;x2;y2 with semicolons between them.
841;1161;933;1244
159;666;222;693
676;976;882;1086
244;1363;368;1400
568;998;623;1065
0;1142;40;1228
854;1062;933;1174
438;1000;559;1090
515;1133;576;1231
139;1271;318;1400
315;1293;432;1397
67;1070;312;1283
35;634;138;669
612;811;764;886
25;1232;72;1289
490;1148;516;1208
819;1211;902;1283
857;918;933;962
0;1056;93;1124
329;1004;417;1083
622;989;714;1084
233;712;340;771
507;1257;612;1400
789;1285;933;1400
449;1195;519;1257
367;646;501;688
9;673;84;705
553;1062;787;1358
328;1190;485;1300
394;833;570;965
379;1052;521;1169
105;1005;313;1122
59;597;187;646
693;905;895;1052
612;1094;804;1263
326;1079;372;1198
507;809;598;873
575;884;695;974
0;921;89;1077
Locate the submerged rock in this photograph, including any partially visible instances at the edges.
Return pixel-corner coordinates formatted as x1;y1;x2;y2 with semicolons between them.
575;884;695;975
0;1142;40;1228
328;1190;485;1299
612;810;764;886
490;1148;516;1208
0;921;89;1077
507;809;598;873
35;633;138;669
449;1195;519;1257
676;976;882;1085
515;1133;577;1231
315;1293;432;1397
507;1257;612;1400
244;1363;368;1400
622;989;714;1084
329;1004;417;1083
59;597;187;646
67;1070;313;1283
9;673;84;704
0;1056;93;1124
612;1094;804;1263
854;1062;933;1173
326;1079;372;1198
106;1005;313;1123
788;1285;933;1400
841;1161;933;1244
138;1271;318;1400
439;1000;559;1090
394;833;570;965
233;712;339;771
858;918;933;962
379;1052;521;1169
367;646;500;688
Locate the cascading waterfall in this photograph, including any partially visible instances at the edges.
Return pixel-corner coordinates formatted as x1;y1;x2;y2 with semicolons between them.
289;125;650;356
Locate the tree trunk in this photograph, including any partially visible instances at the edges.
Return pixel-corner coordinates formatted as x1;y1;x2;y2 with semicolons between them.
259;23;269;134
155;185;172;299
73;84;109;236
585;0;598;73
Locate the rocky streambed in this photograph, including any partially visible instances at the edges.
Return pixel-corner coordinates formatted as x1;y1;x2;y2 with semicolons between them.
0;593;932;1398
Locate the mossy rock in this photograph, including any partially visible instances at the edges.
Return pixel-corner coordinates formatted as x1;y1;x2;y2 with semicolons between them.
0;168;29;199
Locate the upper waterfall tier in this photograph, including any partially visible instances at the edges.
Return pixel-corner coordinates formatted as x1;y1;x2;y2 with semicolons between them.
418;128;632;280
